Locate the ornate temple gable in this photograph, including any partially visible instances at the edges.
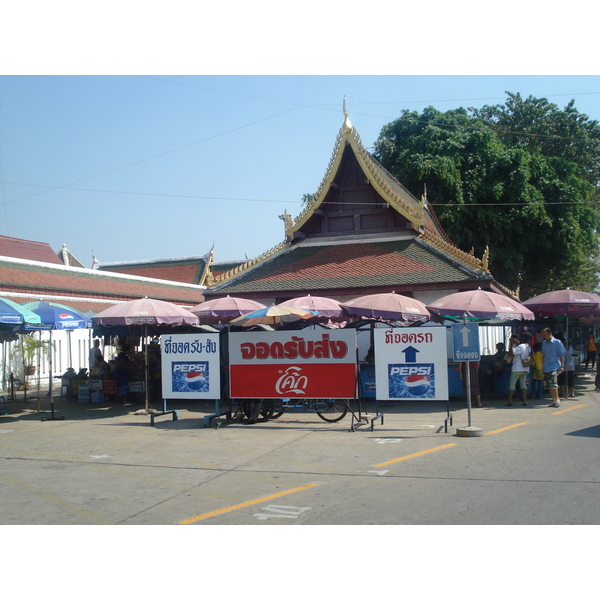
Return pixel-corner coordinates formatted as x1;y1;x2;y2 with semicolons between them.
284;99;447;243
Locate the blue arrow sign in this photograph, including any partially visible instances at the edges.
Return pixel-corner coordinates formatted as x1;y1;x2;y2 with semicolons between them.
402;346;419;362
451;323;480;362
459;325;471;346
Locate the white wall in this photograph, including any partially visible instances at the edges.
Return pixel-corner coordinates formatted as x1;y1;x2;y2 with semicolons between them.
1;329;108;390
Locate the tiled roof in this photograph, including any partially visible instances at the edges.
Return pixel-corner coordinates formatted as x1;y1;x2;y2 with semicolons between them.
0;235;63;265
99;261;206;285
0;256;205;307
208;238;491;296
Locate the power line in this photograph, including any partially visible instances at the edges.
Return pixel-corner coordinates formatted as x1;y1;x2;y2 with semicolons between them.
4;106;300;207
1;180;597;208
0;181;296;206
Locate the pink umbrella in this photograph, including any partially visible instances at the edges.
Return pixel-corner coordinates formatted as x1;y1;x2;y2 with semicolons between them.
522;289;600;319
427;289;535;321
92;297;199;326
190;295;266;324
92;298;199;415
341;292;431;322
278;294;348;323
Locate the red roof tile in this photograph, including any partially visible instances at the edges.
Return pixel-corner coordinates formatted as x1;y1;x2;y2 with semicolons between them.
106;264;201;285
0;235;63;264
259;243;435;283
0;259;205;305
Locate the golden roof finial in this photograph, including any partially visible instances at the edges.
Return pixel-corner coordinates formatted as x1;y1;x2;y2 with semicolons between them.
482;245;490;271
342;96;353;134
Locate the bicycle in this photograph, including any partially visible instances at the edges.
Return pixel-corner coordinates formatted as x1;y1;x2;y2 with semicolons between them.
239;397;349;423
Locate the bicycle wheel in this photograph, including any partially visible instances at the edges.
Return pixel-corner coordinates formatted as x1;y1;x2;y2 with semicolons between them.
268;399;285;419
241;400;267;421
260;400;275;419
316;399;348;422
240;400;253;419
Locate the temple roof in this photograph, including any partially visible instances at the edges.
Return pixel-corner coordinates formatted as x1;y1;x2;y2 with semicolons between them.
206;237;495;298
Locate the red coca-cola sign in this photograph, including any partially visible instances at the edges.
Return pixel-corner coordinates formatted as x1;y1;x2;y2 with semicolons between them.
229;331;356;399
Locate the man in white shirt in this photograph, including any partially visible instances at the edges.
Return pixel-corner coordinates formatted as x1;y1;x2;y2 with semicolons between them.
89;339;103;369
507;332;532;407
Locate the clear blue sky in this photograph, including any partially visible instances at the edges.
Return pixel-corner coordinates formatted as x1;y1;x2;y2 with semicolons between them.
1;6;599;269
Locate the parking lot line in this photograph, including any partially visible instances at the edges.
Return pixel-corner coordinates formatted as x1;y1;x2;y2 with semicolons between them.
485;422;530;436
552;404;588;415
178;482;320;524
372;443;456;468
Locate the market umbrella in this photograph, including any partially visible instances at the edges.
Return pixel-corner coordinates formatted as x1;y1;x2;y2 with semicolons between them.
341;291;431;323
427;289;535;322
22;300;92;331
92;298;200;414
22;300;93;421
92;297;199;327
522;289;600;319
190;295;266;324
0;298;42;411
522;288;600;352
278;294;348;323
0;296;42;326
229;305;318;328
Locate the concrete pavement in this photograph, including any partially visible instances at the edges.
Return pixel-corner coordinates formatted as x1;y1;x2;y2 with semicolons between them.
1;366;599;525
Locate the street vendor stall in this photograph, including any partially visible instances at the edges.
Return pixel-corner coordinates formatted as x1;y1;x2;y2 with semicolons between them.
92;297;201;421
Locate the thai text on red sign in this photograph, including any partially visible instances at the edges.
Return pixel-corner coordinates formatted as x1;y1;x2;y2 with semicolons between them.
229;331;357;399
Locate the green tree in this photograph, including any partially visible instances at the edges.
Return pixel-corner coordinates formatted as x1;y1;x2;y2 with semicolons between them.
301;192;315;206
373;95;600;298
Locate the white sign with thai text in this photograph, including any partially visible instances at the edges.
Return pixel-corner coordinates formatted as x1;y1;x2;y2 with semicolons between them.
160;333;221;399
374;327;448;401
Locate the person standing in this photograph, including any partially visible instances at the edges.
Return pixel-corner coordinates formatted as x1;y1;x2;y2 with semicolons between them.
114;343;133;403
531;343;544;399
506;333;531;406
585;333;596;369
542;328;566;408
556;334;576;399
89;338;103;369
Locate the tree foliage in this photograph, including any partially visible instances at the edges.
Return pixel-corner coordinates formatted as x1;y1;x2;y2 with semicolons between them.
373;93;600;298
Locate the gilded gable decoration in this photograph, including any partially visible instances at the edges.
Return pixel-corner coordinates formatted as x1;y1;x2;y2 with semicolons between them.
287;100;427;241
419;227;489;273
210;240;291;287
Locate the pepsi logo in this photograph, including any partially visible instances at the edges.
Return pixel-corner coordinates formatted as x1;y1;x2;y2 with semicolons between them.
59;313;74;319
185;371;206;391
405;374;431;396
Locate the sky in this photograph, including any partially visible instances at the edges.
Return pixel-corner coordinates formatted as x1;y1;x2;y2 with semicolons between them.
1;4;599;272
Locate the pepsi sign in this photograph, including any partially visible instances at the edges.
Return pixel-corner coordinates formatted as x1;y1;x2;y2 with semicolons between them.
374;327;448;401
171;362;209;394
161;333;220;400
388;364;436;399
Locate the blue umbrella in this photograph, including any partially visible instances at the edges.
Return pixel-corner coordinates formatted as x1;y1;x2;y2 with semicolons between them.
0;296;42;326
21;301;93;421
22;300;92;331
